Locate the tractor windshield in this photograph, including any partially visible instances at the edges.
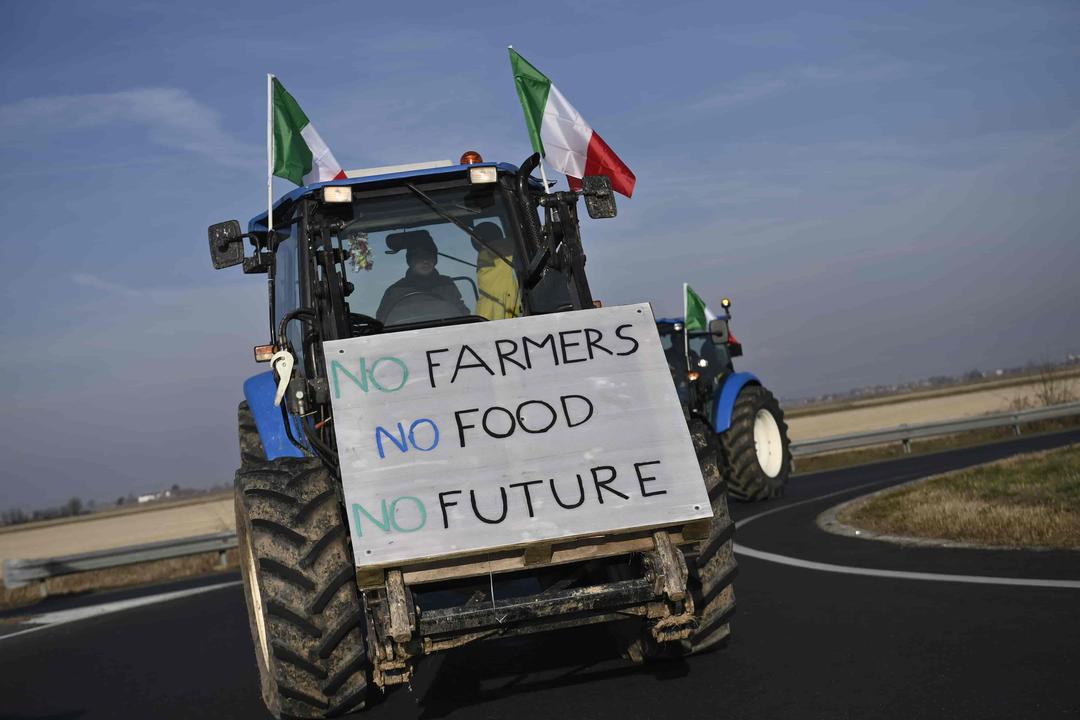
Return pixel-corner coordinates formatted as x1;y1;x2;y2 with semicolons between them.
329;182;524;328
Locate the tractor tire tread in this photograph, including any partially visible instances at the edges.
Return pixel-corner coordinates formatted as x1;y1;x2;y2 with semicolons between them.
646;418;736;658
236;457;367;719
239;401;267;468
719;385;791;502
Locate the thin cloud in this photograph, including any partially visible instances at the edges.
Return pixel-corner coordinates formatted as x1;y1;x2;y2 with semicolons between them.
0;88;256;168
70;272;145;298
691;60;914;113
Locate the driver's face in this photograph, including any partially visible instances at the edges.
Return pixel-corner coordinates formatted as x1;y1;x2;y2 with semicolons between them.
410;254;435;275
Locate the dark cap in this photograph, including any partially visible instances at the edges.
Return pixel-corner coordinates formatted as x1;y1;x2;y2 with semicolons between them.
471;222;512;254
386;230;438;265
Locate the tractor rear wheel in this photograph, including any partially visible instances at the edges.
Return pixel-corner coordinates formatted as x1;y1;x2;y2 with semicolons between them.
235;457;369;718
720;385;791;501
681;417;738;652
238;401;265;468
628;418;737;659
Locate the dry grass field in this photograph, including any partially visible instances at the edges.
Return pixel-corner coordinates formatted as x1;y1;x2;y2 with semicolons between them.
0;494;237;609
793;417;1080;474
0;494;234;567
784;366;1080;420
785;373;1079;442
837;444;1080;549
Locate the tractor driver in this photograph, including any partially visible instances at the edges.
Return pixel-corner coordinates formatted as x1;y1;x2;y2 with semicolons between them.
376;231;470;324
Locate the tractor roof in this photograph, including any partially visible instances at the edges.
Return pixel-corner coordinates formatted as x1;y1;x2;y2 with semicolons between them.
248;161;525;233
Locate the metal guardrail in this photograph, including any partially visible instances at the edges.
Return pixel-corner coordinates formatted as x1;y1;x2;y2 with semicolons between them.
4;402;1078;592
789;401;1080;457
3;531;237;590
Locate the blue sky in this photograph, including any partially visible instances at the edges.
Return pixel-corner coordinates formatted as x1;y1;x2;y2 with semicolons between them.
1;0;1078;510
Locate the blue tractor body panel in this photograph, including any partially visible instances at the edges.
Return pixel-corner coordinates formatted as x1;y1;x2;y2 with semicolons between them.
712;372;760;433
243;372;307;461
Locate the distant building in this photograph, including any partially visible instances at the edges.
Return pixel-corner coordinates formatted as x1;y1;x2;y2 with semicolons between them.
136;489;173;504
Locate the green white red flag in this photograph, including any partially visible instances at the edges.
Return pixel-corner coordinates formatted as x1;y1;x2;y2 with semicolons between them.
684;283;718;332
508;48;636;197
271;77;346;187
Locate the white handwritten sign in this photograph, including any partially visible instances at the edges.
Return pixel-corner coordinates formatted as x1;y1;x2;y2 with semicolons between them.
323;303;712;569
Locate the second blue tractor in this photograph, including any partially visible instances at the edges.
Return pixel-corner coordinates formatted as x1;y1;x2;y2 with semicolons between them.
658;297;791;501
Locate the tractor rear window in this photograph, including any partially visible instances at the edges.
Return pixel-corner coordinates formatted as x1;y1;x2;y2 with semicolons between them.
689;335;730;374
331;184;525;328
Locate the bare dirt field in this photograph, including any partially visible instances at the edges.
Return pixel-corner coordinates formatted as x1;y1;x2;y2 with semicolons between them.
784;367;1080;418
0;495;235;566
786;376;1078;442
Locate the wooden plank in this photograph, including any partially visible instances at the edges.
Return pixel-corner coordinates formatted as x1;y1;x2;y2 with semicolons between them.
680;518;712;543
522;543;552;566
400;527;691;586
356;567;385;590
652;531;687;602
324;304;713;569
385;570;412;643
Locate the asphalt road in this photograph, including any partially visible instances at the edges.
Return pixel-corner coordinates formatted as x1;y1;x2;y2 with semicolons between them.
2;430;1079;719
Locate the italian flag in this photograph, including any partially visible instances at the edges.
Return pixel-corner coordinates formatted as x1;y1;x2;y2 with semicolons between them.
684;283;718;332
509;48;636;197
271;77;347;187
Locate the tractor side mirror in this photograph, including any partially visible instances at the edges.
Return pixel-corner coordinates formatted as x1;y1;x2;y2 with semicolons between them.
708;318;729;344
208;220;245;269
581;175;617;219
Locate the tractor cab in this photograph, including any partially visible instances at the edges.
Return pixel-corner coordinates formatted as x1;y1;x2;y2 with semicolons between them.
657;298;742;409
210;153;616;398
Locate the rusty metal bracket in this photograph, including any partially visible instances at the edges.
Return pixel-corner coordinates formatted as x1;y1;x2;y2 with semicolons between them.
363;584;416;689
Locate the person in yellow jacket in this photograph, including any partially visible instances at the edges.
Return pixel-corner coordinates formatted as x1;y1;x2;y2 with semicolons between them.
472;222;522;320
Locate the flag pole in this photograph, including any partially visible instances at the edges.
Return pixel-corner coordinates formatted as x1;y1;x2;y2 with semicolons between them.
683;283;691;372
538;156;552;194
267;73;273;237
509;45;552;194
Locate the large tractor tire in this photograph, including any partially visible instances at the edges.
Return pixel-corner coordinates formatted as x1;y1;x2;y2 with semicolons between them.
720;385;791;502
629;418;737;659
238;401;265;469
677;417;738;653
235;456;369;718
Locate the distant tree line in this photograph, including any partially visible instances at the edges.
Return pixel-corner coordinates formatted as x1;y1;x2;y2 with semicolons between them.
785;354;1080;407
1;497;92;526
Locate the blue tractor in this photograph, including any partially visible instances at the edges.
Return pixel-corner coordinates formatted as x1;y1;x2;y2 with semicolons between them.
208;153;738;717
658;298;791;501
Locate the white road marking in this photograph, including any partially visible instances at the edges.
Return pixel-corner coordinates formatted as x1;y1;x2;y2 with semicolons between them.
734;476;1080;589
735;479;902;531
733;544;1080;588
0;580;241;642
